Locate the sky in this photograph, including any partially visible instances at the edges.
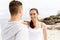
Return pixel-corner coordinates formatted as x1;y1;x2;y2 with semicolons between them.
0;0;60;21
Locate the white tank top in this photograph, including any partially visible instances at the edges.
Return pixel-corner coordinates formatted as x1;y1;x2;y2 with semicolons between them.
29;22;44;40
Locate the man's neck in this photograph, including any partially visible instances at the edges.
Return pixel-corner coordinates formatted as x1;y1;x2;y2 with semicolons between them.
10;15;21;22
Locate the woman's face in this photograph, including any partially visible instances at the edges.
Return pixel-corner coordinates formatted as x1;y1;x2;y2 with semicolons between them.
30;10;38;21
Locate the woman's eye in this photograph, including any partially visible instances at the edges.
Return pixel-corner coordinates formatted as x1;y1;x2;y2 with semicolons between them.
33;13;35;15
30;14;32;15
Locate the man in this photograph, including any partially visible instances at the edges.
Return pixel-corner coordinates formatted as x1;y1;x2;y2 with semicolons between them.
1;0;29;40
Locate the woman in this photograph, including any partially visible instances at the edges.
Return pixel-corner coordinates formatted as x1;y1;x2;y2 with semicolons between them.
24;8;47;40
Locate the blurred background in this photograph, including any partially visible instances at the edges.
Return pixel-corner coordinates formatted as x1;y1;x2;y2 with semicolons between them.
0;0;60;40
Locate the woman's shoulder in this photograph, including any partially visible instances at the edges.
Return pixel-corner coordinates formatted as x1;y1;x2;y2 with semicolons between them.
41;22;46;26
39;21;46;28
39;21;46;25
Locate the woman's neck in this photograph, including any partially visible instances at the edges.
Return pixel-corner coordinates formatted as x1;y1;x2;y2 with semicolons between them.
32;20;39;29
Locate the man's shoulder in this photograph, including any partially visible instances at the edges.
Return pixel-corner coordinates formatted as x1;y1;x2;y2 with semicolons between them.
20;23;28;29
1;21;28;30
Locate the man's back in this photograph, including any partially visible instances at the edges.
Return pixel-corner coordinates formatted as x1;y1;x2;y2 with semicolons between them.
1;21;29;40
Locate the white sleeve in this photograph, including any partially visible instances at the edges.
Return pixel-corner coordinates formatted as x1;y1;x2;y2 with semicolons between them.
15;25;29;40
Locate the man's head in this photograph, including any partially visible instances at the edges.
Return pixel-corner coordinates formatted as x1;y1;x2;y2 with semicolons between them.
9;0;22;16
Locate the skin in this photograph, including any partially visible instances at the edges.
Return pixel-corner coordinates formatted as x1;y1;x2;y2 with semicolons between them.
30;10;39;22
42;23;47;40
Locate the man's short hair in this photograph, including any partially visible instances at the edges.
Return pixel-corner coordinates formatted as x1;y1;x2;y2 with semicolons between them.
9;0;22;15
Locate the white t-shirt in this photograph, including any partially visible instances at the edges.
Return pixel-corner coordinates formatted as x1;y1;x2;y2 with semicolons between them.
1;21;29;40
29;22;46;40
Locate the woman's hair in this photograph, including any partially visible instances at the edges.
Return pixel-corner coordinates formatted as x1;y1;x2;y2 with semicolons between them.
9;0;22;15
30;8;39;14
29;8;39;28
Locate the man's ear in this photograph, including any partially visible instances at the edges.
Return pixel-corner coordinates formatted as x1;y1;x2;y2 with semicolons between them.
18;6;22;13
